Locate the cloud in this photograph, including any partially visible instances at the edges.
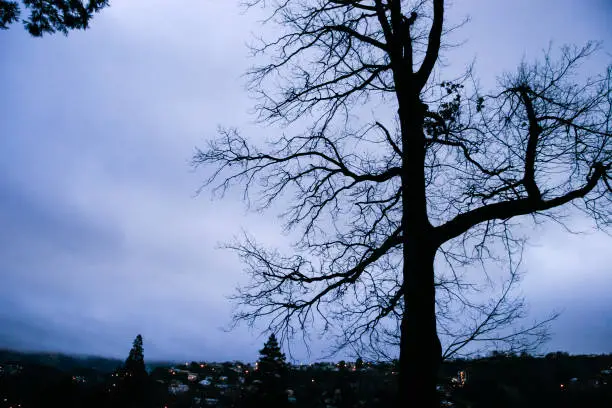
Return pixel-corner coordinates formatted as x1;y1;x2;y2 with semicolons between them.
0;0;610;362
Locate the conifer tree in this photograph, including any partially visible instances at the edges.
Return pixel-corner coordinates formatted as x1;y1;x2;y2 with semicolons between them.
0;0;108;36
117;334;149;407
252;334;288;408
124;334;146;380
257;334;287;377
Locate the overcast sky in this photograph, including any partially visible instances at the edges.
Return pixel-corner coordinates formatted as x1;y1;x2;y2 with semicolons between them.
0;0;611;363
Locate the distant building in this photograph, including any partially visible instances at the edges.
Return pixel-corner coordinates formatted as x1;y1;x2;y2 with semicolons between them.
168;383;190;394
450;370;468;387
458;370;468;387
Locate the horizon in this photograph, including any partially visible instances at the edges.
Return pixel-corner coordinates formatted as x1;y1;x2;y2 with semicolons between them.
3;346;610;367
1;0;611;363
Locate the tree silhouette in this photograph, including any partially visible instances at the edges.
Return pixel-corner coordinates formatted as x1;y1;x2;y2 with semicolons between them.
0;0;108;36
251;334;289;408
195;1;611;406
355;357;364;371
116;334;148;407
257;333;288;376
124;334;146;380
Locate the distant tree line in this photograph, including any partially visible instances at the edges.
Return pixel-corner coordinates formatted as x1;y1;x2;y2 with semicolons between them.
1;335;610;408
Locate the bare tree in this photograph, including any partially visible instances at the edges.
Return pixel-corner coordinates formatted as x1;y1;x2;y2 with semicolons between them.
194;1;611;406
368;250;560;362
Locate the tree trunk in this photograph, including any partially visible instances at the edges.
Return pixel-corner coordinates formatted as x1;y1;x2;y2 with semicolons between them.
397;95;441;407
398;242;441;408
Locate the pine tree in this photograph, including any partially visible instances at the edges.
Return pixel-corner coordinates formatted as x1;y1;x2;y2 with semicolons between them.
257;334;287;377
117;334;149;407
250;334;288;408
0;0;109;36
124;334;146;380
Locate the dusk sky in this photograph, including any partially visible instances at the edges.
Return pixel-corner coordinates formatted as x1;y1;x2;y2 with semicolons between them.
1;1;611;363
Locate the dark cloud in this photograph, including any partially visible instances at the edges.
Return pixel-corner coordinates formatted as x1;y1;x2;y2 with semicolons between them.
0;0;610;363
0;176;122;259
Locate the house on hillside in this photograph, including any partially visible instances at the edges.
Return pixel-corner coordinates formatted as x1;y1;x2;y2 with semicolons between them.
450;370;468;387
168;382;189;394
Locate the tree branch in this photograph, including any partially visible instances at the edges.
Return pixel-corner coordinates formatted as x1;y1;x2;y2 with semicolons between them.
415;0;443;90
435;162;609;245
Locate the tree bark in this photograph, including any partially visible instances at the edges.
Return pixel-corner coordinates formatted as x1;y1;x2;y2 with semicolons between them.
398;235;440;407
398;96;441;407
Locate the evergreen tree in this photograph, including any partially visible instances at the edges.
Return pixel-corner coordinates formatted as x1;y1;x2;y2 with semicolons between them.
250;334;288;408
117;334;149;407
124;334;146;380
0;0;108;36
257;333;287;377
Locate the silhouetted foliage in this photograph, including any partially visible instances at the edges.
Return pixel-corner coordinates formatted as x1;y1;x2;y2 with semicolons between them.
257;334;288;377
1;348;611;407
447;352;612;408
124;334;146;380
355;357;364;371
0;0;108;36
247;334;289;408
114;334;150;407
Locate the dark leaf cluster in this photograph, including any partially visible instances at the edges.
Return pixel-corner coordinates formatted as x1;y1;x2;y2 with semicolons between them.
0;0;108;36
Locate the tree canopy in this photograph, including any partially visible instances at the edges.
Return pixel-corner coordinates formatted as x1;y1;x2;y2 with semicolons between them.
0;0;108;36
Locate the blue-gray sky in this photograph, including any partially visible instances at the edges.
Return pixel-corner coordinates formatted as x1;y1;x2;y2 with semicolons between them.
0;0;611;362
